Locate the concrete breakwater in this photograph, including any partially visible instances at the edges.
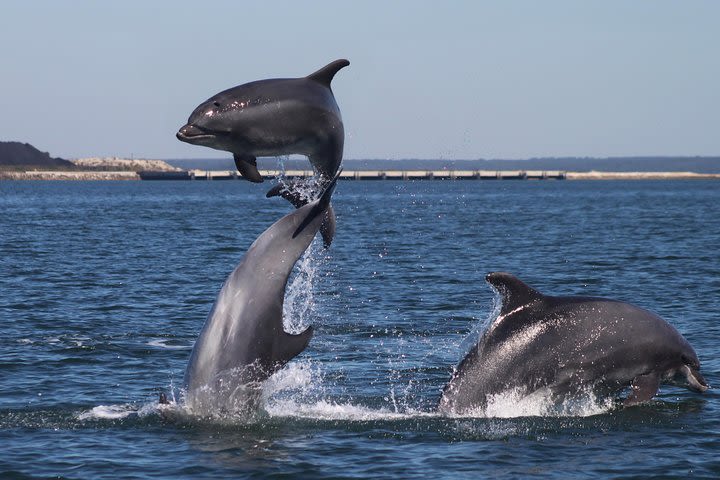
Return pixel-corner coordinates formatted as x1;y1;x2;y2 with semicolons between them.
2;169;720;181
141;169;720;181
145;169;568;180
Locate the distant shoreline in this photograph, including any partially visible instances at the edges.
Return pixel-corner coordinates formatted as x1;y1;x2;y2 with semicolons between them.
2;170;720;181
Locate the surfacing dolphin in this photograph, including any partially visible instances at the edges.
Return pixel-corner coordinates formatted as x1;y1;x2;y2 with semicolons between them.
182;173;340;415
439;272;708;415
176;59;349;184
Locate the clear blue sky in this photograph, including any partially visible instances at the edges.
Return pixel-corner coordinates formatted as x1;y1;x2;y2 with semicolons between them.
1;1;718;160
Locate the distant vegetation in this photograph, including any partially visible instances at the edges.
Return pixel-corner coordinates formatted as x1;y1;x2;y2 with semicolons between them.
0;141;75;170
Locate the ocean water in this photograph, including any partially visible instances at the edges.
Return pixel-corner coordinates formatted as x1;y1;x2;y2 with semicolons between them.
0;179;718;478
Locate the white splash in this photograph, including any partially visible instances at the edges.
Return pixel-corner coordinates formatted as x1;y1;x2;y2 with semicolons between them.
474;387;615;418
459;292;503;353
263;360;321;399
282;241;322;334
265;398;420;421
262;362;432;421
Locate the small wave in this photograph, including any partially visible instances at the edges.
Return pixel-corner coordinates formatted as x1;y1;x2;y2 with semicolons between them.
77;404;136;420
147;339;192;350
18;335;93;348
77;402;157;421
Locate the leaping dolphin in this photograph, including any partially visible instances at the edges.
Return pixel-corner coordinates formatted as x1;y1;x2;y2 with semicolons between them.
176;59;349;184
182;173;340;415
439;272;708;415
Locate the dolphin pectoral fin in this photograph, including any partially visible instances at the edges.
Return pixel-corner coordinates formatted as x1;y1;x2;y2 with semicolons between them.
276;326;314;365
268;181;336;247
682;365;709;393
624;373;661;406
233;154;264;183
266;183;284;198
266;181;308;208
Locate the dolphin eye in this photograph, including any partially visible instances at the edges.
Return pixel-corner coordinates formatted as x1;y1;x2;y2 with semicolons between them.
681;354;693;365
213;101;221;108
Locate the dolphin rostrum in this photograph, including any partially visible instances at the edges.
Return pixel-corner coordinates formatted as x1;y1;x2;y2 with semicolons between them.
182;173;340;414
176;59;349;184
439;272;708;415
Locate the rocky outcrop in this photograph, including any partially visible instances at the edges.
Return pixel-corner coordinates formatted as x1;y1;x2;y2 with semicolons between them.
0;141;74;168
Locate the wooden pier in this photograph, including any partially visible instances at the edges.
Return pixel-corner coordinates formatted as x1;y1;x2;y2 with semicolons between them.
152;169;568;181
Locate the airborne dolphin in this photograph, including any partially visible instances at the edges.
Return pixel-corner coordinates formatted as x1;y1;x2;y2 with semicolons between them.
176;59;349;184
182;173;340;414
439;272;708;415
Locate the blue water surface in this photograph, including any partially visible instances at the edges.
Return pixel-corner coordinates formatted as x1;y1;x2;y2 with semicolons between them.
0;179;718;478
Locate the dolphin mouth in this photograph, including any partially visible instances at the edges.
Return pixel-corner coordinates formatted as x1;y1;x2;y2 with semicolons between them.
683;365;709;393
176;124;217;143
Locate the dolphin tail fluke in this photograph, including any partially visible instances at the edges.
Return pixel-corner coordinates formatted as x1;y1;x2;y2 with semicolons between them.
234;154;264;183
307;59;350;88
292;170;342;240
624;372;661;406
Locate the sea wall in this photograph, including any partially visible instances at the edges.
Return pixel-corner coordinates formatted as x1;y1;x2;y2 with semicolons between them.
3;169;720;181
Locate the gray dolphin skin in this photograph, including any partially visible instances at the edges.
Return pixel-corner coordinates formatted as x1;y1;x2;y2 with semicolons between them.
182;173;340;414
176;59;349;184
439;272;708;415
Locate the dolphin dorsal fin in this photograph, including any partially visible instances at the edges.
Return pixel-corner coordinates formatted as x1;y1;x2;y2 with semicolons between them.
307;59;350;88
486;272;543;315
